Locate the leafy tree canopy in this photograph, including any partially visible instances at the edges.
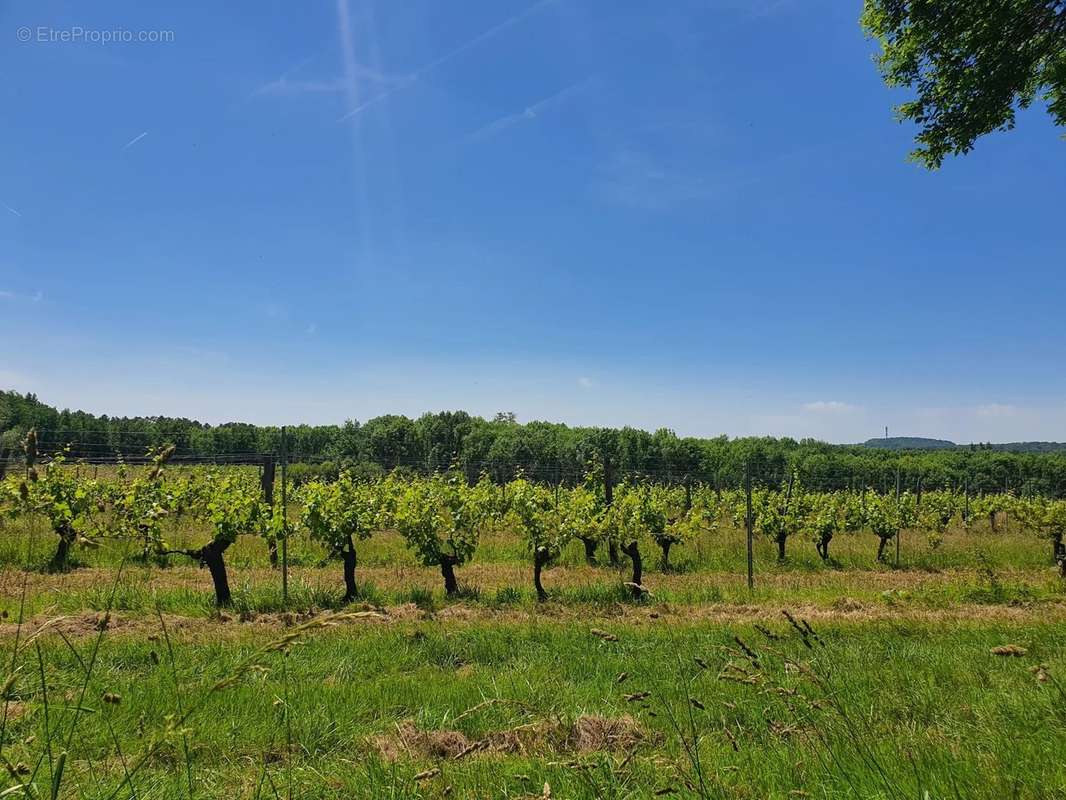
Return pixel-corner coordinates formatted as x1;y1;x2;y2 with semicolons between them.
862;0;1066;167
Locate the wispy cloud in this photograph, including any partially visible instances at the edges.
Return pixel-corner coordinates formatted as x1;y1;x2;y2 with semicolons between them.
260;301;289;321
594;148;735;211
337;0;559;123
578;376;594;389
254;67;397;97
594;133;823;212
975;403;1019;418
122;131;148;150
257;77;349;95
0;289;43;303
417;0;557;75
468;78;594;142
3;203;22;218
803;400;857;413
255;302;321;336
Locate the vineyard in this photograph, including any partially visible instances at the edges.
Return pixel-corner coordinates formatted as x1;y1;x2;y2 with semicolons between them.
7;0;1065;791
1;431;1065;798
4;431;1066;605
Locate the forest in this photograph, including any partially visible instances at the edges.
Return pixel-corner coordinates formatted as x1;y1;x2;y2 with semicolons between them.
5;390;1066;495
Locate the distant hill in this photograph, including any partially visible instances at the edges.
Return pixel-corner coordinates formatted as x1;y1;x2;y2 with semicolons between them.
862;437;1066;453
985;441;1066;453
862;437;957;451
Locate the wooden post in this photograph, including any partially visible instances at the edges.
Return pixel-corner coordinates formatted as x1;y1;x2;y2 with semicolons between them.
604;451;618;566
1002;471;1010;532
895;468;901;566
262;455;277;567
24;429;36;481
745;463;754;591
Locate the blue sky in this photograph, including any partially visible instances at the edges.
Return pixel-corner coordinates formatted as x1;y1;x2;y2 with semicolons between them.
3;0;1065;443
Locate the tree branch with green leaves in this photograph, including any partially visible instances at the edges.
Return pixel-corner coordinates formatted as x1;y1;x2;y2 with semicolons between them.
862;0;1066;167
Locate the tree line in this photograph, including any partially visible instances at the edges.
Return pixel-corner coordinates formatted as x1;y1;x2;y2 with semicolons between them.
4;390;1066;496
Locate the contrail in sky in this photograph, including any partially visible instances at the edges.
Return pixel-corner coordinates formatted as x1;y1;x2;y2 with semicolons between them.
337;0;559;123
122;131;149;150
468;77;593;141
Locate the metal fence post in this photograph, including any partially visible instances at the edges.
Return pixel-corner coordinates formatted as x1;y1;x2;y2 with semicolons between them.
895;467;901;566
964;477;970;525
281;426;289;603
745;462;754;591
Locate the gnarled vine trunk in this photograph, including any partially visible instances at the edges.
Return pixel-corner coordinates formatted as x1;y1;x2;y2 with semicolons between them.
533;548;550;602
776;535;787;562
658;538;674;571
580;537;598;566
621;541;643;599
193;540;233;606
1053;534;1065;578
48;522;76;572
816;536;831;561
342;535;358;601
440;555;459;595
608;542;620;566
876;536;890;563
139;525;152;563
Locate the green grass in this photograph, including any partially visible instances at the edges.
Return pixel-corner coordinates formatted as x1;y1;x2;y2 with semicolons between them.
0;553;1063;622
0;513;1057;575
1;616;1064;798
0;560;1061;623
0;512;1063;797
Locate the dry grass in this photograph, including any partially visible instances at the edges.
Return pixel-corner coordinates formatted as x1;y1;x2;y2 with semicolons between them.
0;560;1057;601
372;714;643;761
2;597;1063;643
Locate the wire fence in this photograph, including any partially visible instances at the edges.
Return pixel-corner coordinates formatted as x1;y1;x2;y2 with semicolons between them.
1;429;1056;501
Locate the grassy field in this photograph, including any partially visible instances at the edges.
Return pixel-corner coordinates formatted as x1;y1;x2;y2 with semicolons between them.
0;518;1064;798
